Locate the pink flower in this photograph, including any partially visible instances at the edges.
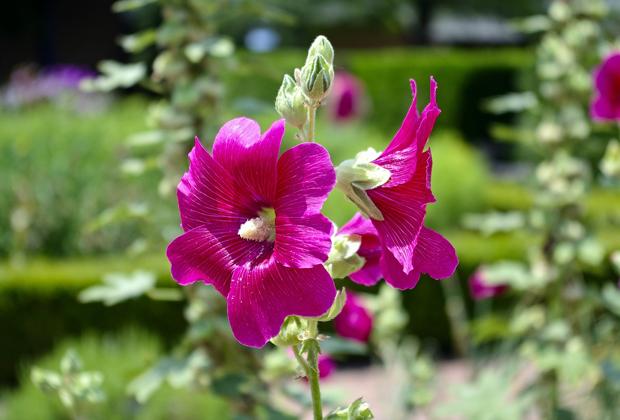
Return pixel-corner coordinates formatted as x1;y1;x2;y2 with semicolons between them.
339;78;458;289
468;268;507;300
591;52;620;121
328;71;364;121
334;291;373;342
166;117;337;348
318;354;335;379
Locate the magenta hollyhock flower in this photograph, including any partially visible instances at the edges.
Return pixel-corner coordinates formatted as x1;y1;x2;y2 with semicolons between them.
318;354;335;379
333;291;373;343
591;53;620;121
328;71;364;121
339;78;458;289
166;117;337;347
468;268;508;301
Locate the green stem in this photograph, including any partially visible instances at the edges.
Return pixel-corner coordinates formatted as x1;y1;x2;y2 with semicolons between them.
306;104;317;143
293;319;323;420
306;341;323;420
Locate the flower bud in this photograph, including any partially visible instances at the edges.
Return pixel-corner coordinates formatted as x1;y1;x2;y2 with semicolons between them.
275;75;307;128
300;54;334;103
307;35;334;65
336;148;390;220
271;316;307;347
324;234;365;279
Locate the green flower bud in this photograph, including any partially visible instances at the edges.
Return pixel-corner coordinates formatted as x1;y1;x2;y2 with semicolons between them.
300;54;334;103
271;316;307;347
307;35;334;65
325;234;365;279
336;148;390;220
275;75;307;129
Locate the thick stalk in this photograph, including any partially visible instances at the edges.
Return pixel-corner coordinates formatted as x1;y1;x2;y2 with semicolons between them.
306;340;323;420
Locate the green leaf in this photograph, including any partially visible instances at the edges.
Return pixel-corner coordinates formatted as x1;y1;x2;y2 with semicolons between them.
119;30;157;53
78;270;156;306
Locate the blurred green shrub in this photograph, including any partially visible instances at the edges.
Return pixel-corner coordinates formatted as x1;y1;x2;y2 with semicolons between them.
1;329;230;419
0;98;157;258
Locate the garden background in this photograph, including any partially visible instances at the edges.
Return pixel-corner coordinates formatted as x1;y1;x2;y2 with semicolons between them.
1;0;619;418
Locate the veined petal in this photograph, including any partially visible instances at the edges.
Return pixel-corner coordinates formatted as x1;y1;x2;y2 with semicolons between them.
276;143;336;217
367;150;435;273
177;138;257;232
412;226;458;280
212;118;283;203
382;79;420;155
166;227;234;295
380;226;457;290
380;249;421;290
415;76;440;150
227;259;336;347
274;213;333;268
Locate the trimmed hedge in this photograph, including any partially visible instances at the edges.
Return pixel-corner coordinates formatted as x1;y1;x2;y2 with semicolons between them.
228;47;532;140
3;179;620;385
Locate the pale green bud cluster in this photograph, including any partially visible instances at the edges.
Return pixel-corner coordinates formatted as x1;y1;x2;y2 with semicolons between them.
299;36;335;104
31;349;105;411
275;75;307;129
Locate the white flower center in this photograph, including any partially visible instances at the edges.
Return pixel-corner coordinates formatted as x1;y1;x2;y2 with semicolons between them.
238;208;276;242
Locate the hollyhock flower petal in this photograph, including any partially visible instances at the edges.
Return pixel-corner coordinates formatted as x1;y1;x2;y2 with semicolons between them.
334;291;373;342
368;150;435;274
227;259;336;347
166;227;234;295
591;53;620;121
177;138;257;232
276;143;336;217
274;213;333;268
212;118;282;203
411;227;458;280
380;227;457;290
468;268;508;300
318;354;335;379
339;213;383;286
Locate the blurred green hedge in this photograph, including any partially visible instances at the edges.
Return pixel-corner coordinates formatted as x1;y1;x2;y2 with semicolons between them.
228;47;532;140
0;98;159;259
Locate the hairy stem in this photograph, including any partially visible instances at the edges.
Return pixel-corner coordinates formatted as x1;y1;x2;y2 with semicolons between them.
306;104;317;143
306;340;323;420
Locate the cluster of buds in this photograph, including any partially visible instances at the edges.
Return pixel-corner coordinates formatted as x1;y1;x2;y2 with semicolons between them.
31;349;105;412
275;36;335;129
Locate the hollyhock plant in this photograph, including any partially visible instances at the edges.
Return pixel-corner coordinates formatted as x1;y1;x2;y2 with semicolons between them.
328;71;364;121
334;291;373;343
336;78;458;289
591;52;620;121
166;117;337;348
468;267;508;301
